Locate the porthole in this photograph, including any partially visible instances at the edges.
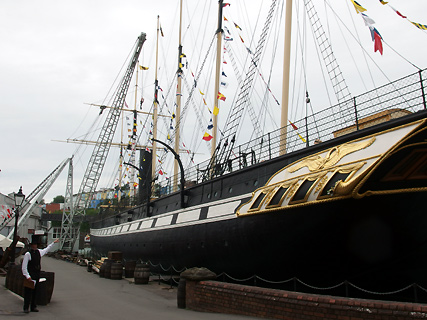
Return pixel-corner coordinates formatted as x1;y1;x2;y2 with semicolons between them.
214;191;218;197
207;193;211;199
254;180;259;186
228;187;233;194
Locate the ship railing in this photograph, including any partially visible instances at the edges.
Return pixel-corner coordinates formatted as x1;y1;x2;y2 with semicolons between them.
155;68;427;194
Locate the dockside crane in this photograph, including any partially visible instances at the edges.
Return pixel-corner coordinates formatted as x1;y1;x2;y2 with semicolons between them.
2;158;72;238
60;32;147;251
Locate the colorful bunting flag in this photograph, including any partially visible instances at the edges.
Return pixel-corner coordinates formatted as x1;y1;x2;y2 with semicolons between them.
379;0;388;4
234;22;242;30
361;13;375;26
213;106;219;115
139;65;149;70
350;0;367;14
370;27;383;55
289;120;298;130
410;21;427;30
389;6;406;19
217;92;226;101
298;134;307;143
202;132;213;141
207;119;214;130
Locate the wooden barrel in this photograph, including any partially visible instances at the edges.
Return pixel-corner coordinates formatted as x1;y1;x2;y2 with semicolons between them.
39;271;55;304
110;262;123;280
100;259;113;278
124;260;136;278
104;259;113;279
11;265;20;294
16;272;25;297
134;263;150;284
99;263;106;278
6;264;17;290
177;278;186;309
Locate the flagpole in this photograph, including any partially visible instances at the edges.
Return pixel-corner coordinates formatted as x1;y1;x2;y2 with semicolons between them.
280;0;293;156
211;0;224;158
173;0;184;192
152;15;160;192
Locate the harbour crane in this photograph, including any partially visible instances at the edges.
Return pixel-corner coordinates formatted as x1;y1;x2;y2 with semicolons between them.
60;32;147;251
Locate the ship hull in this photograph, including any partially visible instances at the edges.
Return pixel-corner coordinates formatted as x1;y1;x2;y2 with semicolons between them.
91;191;427;288
91;112;427;291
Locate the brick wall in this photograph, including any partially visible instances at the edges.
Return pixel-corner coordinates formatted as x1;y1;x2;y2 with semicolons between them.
185;280;427;319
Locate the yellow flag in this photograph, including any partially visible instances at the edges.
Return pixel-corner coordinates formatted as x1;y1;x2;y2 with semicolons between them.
298;134;306;143
213;106;219;115
139;65;149;70
199;89;205;95
350;0;366;13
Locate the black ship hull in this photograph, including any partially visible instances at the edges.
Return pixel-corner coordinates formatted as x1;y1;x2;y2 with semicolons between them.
91;192;427;288
91;111;427;291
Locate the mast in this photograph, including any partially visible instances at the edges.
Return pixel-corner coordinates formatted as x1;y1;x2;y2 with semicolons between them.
131;60;139;200
152;16;160;188
173;0;184;192
280;0;293;155
118;105;124;202
211;0;224;157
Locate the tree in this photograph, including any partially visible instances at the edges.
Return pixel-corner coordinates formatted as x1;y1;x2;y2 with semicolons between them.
52;195;65;203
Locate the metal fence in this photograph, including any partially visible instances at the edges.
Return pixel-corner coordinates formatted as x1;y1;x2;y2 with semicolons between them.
155;68;427;194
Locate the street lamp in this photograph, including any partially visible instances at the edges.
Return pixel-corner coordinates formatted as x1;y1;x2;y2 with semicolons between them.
10;186;25;264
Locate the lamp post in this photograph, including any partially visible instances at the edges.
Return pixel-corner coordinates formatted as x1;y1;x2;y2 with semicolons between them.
10;186;25;265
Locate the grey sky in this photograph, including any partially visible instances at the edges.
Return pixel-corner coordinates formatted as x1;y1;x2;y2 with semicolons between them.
0;0;425;203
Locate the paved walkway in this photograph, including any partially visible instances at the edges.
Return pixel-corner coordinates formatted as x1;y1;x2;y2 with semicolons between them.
1;257;261;319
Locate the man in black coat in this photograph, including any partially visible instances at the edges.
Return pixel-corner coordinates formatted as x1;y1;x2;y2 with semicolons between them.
21;238;59;313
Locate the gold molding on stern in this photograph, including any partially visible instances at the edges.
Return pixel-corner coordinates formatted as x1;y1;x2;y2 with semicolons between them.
287;137;375;173
288;173;327;205
264;184;290;209
237;119;427;217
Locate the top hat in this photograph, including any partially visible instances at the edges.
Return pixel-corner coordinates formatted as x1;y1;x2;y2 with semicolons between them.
30;236;40;245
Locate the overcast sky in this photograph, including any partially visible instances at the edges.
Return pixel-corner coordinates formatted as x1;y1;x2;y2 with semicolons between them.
0;0;426;204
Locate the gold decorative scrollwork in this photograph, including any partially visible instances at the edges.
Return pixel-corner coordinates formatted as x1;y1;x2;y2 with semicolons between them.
315;175;329;193
288;137;375;173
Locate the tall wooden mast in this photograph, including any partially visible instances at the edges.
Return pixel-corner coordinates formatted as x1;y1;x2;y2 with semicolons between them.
280;0;293;155
211;0;224;157
152;15;160;186
173;0;184;192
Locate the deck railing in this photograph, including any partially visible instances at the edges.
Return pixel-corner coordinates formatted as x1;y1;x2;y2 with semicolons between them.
152;68;427;197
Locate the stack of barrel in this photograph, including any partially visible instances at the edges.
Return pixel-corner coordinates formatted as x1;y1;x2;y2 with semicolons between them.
97;251;150;284
5;264;55;305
